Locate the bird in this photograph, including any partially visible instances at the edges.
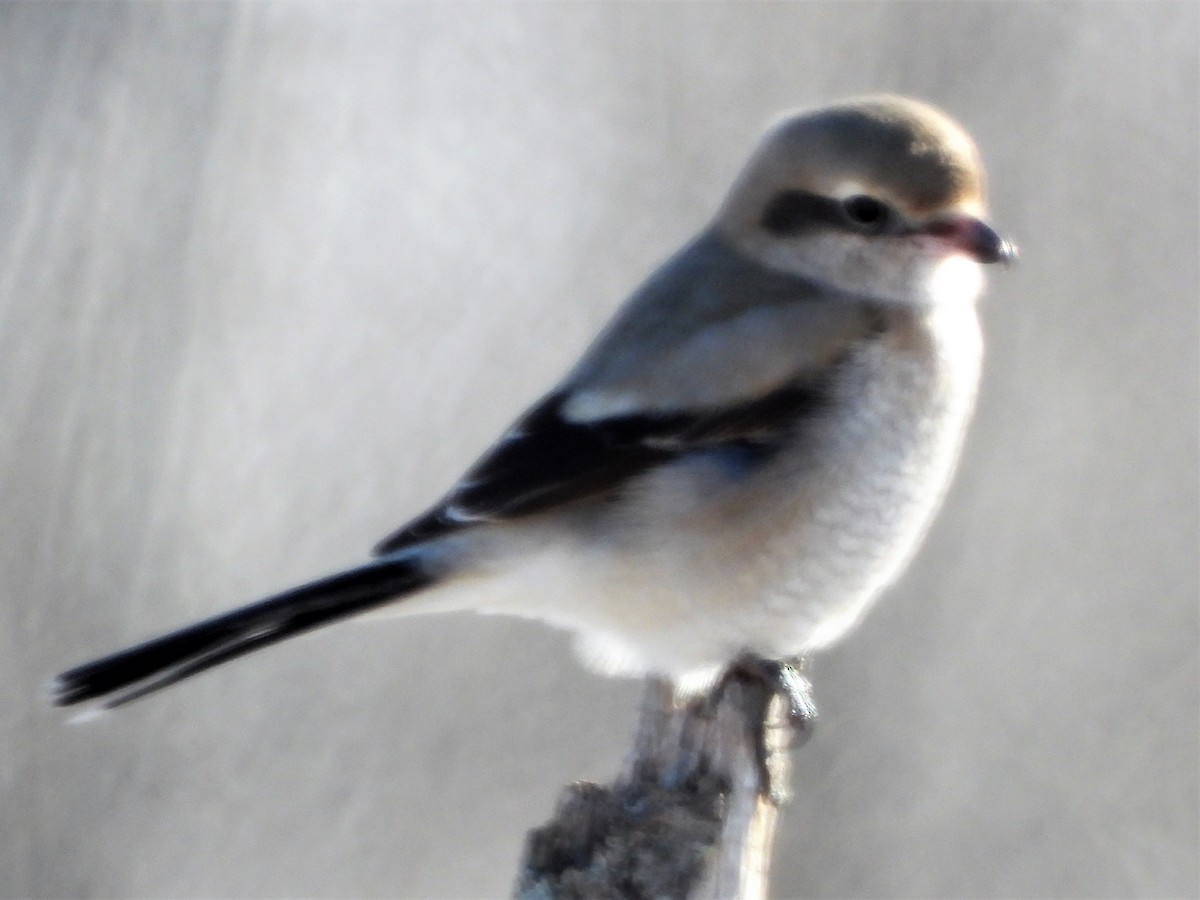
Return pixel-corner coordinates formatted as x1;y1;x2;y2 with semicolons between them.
50;95;1014;715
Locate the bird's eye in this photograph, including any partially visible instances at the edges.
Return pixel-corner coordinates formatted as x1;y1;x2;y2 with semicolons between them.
841;195;892;233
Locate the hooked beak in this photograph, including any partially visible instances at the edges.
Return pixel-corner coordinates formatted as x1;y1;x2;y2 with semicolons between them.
919;214;1017;266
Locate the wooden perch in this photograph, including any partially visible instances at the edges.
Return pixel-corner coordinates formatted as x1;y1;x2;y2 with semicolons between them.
514;661;816;900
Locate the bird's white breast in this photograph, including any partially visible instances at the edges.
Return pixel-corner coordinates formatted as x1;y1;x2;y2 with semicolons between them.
766;299;983;652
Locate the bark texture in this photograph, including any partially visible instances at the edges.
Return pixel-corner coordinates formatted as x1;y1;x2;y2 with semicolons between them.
515;671;813;900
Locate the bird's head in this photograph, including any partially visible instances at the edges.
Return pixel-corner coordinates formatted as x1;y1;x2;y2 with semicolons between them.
716;95;1016;308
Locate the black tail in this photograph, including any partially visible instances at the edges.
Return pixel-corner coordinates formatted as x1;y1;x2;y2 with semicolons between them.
50;555;434;711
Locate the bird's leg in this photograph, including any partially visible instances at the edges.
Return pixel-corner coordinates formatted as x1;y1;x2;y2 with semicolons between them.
718;654;818;802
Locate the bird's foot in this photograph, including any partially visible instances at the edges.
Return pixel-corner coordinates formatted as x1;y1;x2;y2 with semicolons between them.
717;654;817;803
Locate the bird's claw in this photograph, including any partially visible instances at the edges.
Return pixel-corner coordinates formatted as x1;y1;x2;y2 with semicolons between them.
717;654;817;802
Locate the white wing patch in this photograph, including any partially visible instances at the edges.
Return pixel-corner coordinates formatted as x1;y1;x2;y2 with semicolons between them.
562;389;644;423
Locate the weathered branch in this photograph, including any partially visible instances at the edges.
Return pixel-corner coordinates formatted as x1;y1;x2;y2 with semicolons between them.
514;663;815;900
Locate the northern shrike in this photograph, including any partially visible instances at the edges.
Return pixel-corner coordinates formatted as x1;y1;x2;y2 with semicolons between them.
52;95;1014;712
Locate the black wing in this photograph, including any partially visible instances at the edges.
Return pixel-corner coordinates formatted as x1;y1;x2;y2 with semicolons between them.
372;379;832;555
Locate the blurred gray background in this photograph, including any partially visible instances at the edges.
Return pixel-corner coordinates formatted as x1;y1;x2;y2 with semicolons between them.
2;2;1196;898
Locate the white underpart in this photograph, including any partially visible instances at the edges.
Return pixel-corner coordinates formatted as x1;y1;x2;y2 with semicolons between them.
926;252;984;307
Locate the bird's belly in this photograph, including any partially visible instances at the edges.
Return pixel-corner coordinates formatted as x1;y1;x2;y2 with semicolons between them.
754;381;964;655
566;331;978;681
